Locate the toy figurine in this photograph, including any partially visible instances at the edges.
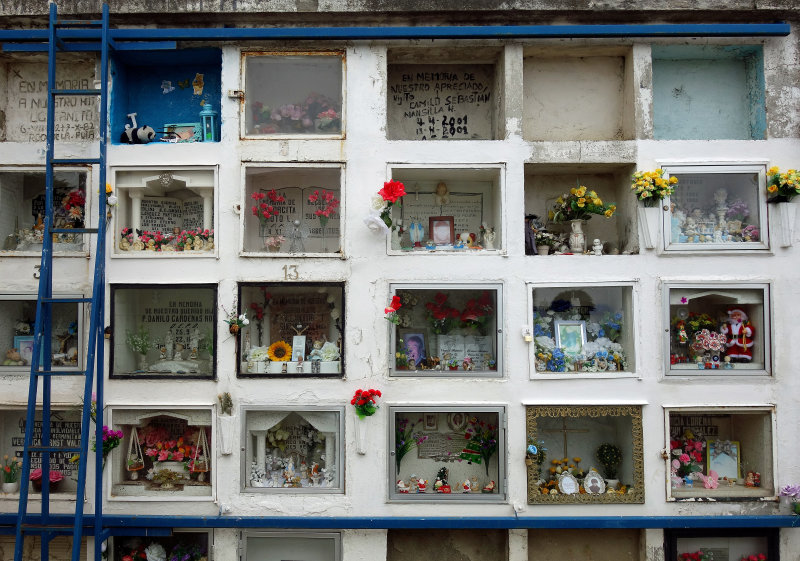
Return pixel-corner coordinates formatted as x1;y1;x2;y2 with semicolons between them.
396;479;409;493
483;228;496;250
721;308;754;361
482;480;495;493
745;471;756;487
722;356;734;369
592;238;603;256
677;321;688;344
462;479;471;493
416;478;427;493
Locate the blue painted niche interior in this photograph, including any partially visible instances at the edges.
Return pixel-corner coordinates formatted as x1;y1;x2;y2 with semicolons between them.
110;48;222;145
652;45;766;140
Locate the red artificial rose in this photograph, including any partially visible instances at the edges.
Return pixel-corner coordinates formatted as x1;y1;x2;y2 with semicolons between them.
357;399;367;406
375;390;382;397
378;180;406;203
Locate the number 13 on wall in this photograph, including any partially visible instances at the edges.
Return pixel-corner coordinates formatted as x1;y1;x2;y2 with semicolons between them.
282;265;300;280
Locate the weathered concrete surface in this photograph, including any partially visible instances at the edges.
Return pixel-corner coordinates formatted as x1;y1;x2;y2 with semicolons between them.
388;529;508;561
529;529;640;561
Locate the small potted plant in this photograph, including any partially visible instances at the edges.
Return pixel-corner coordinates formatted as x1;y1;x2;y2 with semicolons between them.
779;483;800;514
264;235;286;253
534;231;559;255
596;442;622;489
2;454;23;493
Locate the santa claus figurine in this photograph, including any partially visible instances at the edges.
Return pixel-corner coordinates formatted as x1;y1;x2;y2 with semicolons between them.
721;308;754;361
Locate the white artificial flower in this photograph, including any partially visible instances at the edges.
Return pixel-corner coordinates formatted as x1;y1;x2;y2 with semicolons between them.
535;336;555;351
107;195;118;206
363;212;390;234
144;543;166;561
326;295;335;304
320;341;340;361
370;195;388;213
330;308;340;320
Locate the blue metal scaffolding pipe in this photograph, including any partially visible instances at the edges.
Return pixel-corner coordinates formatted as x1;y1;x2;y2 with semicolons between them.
1;514;799;534
0;23;790;44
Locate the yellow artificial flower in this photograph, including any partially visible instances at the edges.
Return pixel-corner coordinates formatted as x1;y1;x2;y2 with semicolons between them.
768;185;778;193
604;209;614;217
592;198;602;206
106;183;113;194
768;166;779;176
669;176;678;184
267;340;292;361
573;457;581;462
569;187;577;195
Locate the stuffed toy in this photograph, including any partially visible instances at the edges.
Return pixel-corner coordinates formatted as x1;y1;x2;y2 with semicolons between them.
3;348;25;366
120;124;156;144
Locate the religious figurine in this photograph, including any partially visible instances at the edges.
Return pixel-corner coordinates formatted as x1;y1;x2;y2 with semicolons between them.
288;219;306;253
483;227;495;250
205;236;214;250
592;238;603;256
165;330;174;360
677;321;688;344
408;221;424;247
193;236;204;251
434;181;449;205
132;239;145;251
190;328;200;359
119;237;130;251
145;239;156;251
721;308;754;361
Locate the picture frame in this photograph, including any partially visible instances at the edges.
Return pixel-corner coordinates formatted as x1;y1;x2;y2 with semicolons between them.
399;331;427;367
429;216;455;245
706;439;741;480
446;412;468;432
162;123;202;143
291;335;307;362
423;413;438;431
554;320;587;356
583;469;607;495
13;335;35;365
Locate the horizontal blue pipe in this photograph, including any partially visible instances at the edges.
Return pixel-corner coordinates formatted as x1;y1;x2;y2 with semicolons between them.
1;514;799;532
1;41;177;52
0;23;790;44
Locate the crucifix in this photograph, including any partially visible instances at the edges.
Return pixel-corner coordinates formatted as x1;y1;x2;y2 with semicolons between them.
542;418;589;459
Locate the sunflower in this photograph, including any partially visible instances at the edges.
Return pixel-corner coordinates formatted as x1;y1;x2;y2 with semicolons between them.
267;340;292;361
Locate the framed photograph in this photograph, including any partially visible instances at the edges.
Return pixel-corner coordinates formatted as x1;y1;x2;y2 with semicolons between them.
291;336;307;362
423;413;438;431
13;335;35;365
583;470;606;495
400;332;427;367
554;320;587;355
429;216;455;245
162;123;202;143
707;440;741;480
446;412;468;432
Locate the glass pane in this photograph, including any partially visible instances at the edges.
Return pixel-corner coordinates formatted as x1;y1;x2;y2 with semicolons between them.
244;410;341;490
113;532;209;561
391;287;498;374
532;286;632;374
668;172;762;246
243;167;341;254
111;285;216;378
0;170;87;253
393;410;501;497
111;409;212;498
668;286;766;371
0;298;80;371
113;168;215;255
245;55;342;136
675;535;769;560
238;284;343;376
246;535;337;561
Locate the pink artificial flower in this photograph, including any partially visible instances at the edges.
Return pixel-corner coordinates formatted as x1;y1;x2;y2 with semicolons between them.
679;453;690;464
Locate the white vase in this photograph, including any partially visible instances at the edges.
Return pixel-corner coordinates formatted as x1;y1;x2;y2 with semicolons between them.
774;201;797;247
2;481;20;494
154;460;188;478
605;478;620;490
637;205;662;250
568;220;586;253
536;245;550;255
218;415;235;455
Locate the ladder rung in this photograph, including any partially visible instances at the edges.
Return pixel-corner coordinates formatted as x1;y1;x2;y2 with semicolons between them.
41;297;92;304
51;89;101;96
50;158;101;165
52;227;97;234
28;446;81;454
35;369;86;377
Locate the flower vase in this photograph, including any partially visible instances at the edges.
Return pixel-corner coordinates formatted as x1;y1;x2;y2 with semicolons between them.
138;355;148;372
605;478;620;490
773;201;797;247
568;220;586;253
536;245;550;255
637;205;662;250
354;415;368;455
2;481;20;494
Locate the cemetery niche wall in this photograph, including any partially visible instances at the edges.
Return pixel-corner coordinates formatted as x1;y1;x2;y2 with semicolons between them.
665;529;777;561
237;283;343;377
0;408;82;496
110;285;217;378
531;284;635;377
242;52;343;138
525;405;644;504
389;406;505;501
112;167;216;255
0;168;88;255
660;165;768;251
385;48;501;140
242;407;343;492
664;283;770;375
109;407;213;500
242;165;342;255
0;294;81;373
242;531;340;561
389;284;501;377
388;166;503;253
667;408;775;501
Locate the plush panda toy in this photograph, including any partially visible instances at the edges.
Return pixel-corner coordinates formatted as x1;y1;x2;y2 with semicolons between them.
120;124;156;144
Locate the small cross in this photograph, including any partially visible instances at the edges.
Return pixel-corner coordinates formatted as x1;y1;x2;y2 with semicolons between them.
542;418;589;459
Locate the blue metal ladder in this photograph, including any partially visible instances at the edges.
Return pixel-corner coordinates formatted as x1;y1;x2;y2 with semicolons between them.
14;5;111;561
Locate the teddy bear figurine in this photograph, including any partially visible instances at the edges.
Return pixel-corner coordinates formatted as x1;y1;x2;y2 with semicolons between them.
4;348;25;366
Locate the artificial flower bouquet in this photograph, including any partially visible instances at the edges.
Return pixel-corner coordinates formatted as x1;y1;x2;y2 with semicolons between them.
351;388;381;419
460;417;498;476
549;185;617;222
424;292;460;334
631;169;678;206
365;180;406;233
30;468;64;492
679;551;712;561
384;295;402;324
779;483;800;514
2;454;22;483
249;93;341;135
394;417;428;471
671;437;705;481
224;310;249;335
307;189;340;231
766;166;799;203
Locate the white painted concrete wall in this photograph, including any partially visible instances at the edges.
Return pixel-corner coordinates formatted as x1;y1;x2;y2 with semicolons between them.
1;30;799;560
